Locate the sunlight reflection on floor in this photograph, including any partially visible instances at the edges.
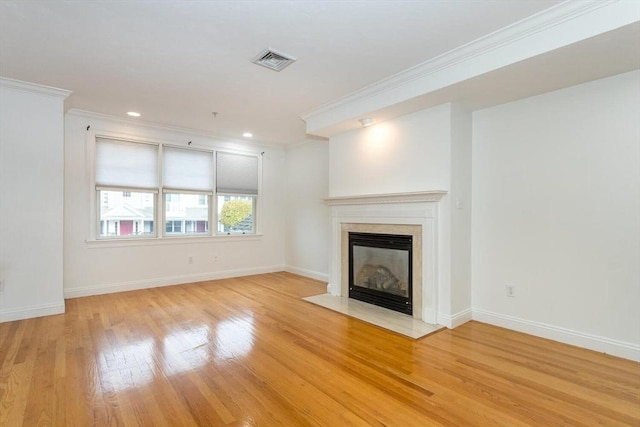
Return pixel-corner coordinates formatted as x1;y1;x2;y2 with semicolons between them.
97;315;255;391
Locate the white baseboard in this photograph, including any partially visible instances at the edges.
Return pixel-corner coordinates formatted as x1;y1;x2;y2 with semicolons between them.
284;265;328;283
64;265;285;299
473;308;640;362
437;308;472;329
0;301;66;323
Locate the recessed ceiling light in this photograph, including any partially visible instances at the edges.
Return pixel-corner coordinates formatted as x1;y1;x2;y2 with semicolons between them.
359;118;374;127
127;111;141;117
243;132;253;138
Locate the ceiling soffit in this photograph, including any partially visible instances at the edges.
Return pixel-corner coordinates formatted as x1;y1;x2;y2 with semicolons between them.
302;0;640;138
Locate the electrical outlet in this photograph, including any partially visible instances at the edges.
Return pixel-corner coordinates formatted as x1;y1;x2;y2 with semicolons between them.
0;280;5;292
506;284;515;297
188;256;194;264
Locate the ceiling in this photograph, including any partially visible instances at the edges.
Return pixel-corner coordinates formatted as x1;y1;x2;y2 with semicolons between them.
0;1;636;146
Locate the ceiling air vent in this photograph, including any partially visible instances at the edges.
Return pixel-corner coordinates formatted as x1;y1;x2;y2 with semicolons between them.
252;48;296;72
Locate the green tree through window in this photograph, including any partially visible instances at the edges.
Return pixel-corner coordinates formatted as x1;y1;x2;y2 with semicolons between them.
220;199;252;229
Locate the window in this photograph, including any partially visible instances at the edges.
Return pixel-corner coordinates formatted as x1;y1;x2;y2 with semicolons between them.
164;193;209;235
165;220;183;234
162;146;213;236
99;190;155;237
217;195;255;234
216;152;259;234
95;138;158;238
93;136;260;239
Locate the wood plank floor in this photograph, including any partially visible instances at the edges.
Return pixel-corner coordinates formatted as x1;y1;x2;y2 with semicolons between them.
1;272;638;426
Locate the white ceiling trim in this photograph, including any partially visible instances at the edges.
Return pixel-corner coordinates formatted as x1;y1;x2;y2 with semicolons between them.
302;0;639;137
67;109;280;151
0;76;71;99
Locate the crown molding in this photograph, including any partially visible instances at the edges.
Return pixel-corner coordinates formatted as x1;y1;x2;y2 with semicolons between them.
0;76;71;99
66;109;284;151
302;0;638;135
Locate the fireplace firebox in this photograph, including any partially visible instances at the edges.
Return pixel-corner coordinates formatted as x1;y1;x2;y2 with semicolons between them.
348;232;412;315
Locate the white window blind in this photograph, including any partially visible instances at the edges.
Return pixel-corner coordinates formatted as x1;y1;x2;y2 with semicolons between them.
95;137;158;189
163;146;214;192
216;152;259;195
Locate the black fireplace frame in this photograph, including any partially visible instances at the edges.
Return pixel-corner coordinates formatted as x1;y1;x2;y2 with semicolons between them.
348;232;413;315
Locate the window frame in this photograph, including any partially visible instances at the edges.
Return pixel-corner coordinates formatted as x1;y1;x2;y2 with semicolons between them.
88;130;261;242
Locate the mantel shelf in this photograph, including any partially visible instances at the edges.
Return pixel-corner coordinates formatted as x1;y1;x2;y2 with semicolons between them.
324;191;447;206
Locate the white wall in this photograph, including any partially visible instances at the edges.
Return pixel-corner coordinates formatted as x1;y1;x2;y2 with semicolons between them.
329;104;451;197
472;70;640;360
64;111;286;297
0;79;69;321
284;139;331;281
449;105;473;318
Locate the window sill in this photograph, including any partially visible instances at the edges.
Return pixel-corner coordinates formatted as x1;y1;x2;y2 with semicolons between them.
85;233;263;249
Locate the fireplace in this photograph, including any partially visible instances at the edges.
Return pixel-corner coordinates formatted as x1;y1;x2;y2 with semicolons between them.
348;232;413;315
326;191;446;325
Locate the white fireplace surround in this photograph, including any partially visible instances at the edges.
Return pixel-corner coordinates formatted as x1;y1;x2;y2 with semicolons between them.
325;191;446;325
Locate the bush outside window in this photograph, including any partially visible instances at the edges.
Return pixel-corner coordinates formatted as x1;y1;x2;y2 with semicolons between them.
217;195;255;234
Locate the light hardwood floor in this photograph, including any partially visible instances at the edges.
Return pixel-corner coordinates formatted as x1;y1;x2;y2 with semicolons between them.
1;272;638;426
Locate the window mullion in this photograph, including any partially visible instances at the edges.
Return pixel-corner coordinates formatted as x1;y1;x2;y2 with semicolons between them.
163;187;214;196
158;144;164;238
212;151;217;236
96;185;158;193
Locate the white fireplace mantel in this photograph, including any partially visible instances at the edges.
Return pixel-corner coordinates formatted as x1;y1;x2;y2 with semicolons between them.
324;190;447;206
325;190;447;325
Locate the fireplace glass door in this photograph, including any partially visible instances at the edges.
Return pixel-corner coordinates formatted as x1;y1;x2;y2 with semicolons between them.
349;232;412;315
